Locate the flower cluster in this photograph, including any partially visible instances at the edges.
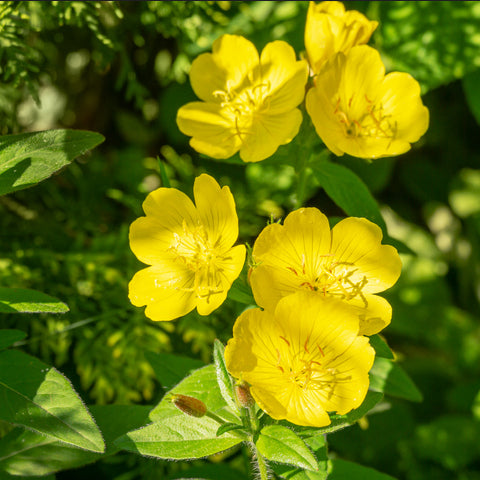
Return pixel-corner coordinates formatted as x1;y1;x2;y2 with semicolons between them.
177;1;429;161
128;1;412;429
225;207;400;426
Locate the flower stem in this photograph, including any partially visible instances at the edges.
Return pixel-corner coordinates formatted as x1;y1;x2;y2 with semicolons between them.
255;446;270;480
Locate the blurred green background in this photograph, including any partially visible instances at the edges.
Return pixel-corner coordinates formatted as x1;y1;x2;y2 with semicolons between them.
1;1;480;479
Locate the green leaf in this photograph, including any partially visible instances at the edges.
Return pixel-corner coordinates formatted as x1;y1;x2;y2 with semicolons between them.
115;409;244;460
375;1;480;93
327;459;397;480
256;425;318;471
0;405;151;476
149;365;238;424
369;357;423;402
145;350;204;390
0;129;104;196
311;161;387;234
369;334;395;359
116;365;245;460
216;422;246;437
463;69;480;127
213;339;240;416
0;350;104;452
0;330;26;350
293;391;385;436
272;435;328;480
0;288;69;314
164;463;246;480
228;276;256;305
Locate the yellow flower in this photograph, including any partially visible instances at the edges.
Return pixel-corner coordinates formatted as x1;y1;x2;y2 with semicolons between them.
305;45;429;159
176;34;309;163
304;1;378;75
249;208;401;336
128;174;246;321
225;292;375;427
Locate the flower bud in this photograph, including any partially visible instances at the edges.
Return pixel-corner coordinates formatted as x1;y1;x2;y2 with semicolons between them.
171;394;207;418
235;382;255;409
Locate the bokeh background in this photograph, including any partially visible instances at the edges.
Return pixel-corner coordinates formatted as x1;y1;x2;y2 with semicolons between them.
1;1;480;479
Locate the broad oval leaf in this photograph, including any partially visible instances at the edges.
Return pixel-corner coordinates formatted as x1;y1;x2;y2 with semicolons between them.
0;405;151;476
114;410;244;460
0;329;27;350
311;161;387;234
369;335;395;360
0;350;104;452
0;288;69;314
0;129;104;196
328;458;397;480
256;425;318;471
369;357;423;402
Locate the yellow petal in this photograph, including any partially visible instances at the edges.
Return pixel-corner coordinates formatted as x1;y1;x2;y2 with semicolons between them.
196;244;246;316
380;72;429;143
189;35;260;103
239;108;303;162
260;41;309;113
128;264;196;321
193;174;239;251
129;188;198;265
330;217;402;293
176;102;241;159
348;294;393;336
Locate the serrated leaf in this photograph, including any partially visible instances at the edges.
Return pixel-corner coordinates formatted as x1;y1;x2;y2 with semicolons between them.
0;350;104;452
375;1;480;93
145;350;204;390
0;129;104;196
0;330;26;350
328;458;397;479
369;335;395;359
256;425;318;471
0;288;69;314
213;339;240;416
311;161;387;234
369;357;423;402
0;405;151;476
115;410;244;460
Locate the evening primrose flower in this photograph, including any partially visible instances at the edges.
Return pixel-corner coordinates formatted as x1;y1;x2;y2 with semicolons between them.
249;208;401;336
306;45;429;159
304;1;378;75
224;292;375;427
176;34;309;163
128;174;245;321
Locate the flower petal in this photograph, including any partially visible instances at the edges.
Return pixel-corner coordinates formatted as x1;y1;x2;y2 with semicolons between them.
239;108;303;162
196;244;246;316
193;174;239;251
348;294;393;336
129;188;198;265
330;217;402;293
250;208;332;307
189;35;260;103
128;264;197;321
260;41;309;113
380;72;429;143
176;102;241;159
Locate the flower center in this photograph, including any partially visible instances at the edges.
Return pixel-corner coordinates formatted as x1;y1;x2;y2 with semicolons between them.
275;336;351;398
288;254;368;306
169;220;223;299
334;93;397;140
213;79;271;140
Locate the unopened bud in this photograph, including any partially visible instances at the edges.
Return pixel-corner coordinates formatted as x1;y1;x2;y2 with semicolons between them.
171;394;207;418
235;382;255;408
